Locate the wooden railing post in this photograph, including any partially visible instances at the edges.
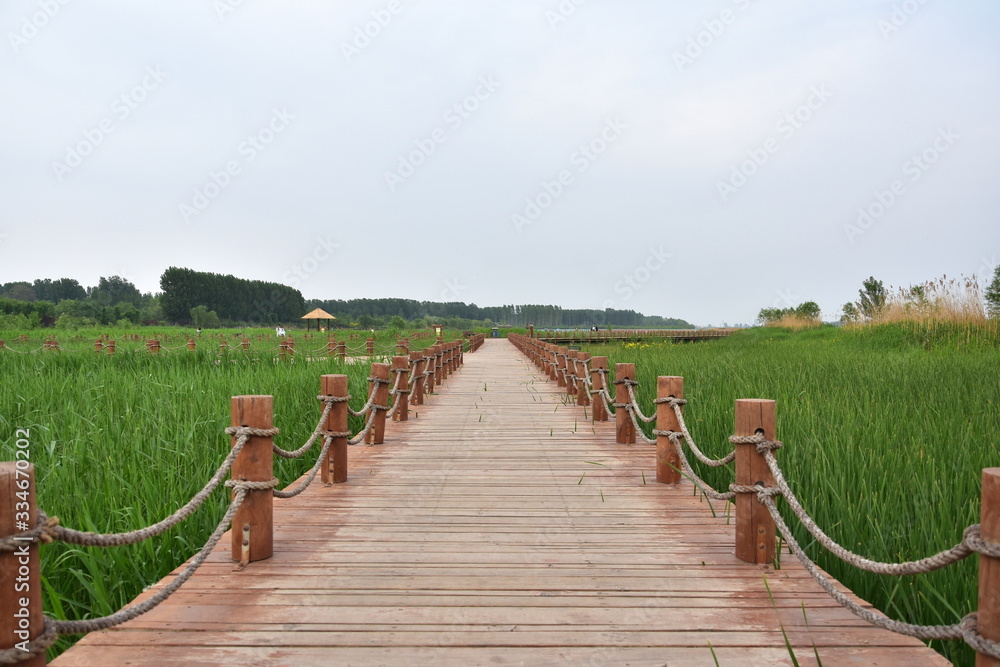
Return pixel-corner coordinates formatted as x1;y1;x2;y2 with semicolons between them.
577;352;591;406
1;462;45;667
230;395;274;563
614;363;636;444
94;338;103;354
337;341;346;362
425;346;437;395
734;399;776;565
655;377;684;484
392;356;409;422
565;352;577;397
977;468;1000;666
187;338;196;352
590;357;608;421
547;345;558;382
556;347;568;387
434;346;444;388
367;363;391;444
321;375;349;484
242;338;250;352
106;340;116;355
409;351;425;405
366;338;375;356
396;339;407;356
327;340;337;357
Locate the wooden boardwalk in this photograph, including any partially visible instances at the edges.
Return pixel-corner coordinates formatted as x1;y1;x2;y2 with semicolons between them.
53;340;947;666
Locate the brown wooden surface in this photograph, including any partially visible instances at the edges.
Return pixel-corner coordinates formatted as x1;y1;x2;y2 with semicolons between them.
979;468;1000;666
734;399;777;565
366;363;390;445
322;375;348;485
615;363;636;444
53;341;948;667
230;395;274;562
656;376;684;484
0;462;45;667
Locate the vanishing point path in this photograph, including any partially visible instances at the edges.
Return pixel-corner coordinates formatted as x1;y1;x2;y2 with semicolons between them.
54;340;946;666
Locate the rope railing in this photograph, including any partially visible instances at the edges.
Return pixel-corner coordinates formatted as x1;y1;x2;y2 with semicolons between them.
0;341;471;663
506;332;1000;661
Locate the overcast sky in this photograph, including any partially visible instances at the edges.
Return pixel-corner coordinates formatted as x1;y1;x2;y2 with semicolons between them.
1;1;997;326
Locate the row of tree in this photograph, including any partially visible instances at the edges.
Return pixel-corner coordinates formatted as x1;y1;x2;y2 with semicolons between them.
756;301;821;325
159;267;307;324
0;276;161;328
305;299;692;329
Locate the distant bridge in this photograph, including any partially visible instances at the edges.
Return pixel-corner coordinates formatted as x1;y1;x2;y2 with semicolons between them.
533;328;738;344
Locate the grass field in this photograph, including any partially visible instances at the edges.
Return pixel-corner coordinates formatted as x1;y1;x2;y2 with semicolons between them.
0;326;469;657
583;322;1000;665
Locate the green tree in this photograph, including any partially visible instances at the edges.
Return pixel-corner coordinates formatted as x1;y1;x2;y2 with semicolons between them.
794;301;822;321
387;315;407;330
986;265;1000;319
190;305;221;329
857;276;887;320
91;275;143;306
841;303;860;324
756;307;783;325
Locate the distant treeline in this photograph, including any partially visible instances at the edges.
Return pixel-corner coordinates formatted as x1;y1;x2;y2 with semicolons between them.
160;267;305;324
2;269;692;330
305;299;692;329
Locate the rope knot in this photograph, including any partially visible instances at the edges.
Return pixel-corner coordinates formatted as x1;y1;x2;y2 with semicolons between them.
0;511;61;552
317;394;351;404
225;478;280;492
653;397;687;406
729;483;782;500
964;524;1000;559
225;426;280;438
367;376;391;385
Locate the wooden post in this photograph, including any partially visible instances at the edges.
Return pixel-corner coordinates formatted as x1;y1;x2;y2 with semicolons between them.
565;352;577;396
591;357;609;421
366;338;374;356
734;399;777;565
409;351;425;406
655;377;685;484
187;338;196;352
337;341;346;362
977;468;1000;666
242;338;250;352
230;395;274;562
425;346;437;395
279;342;287;361
556;347;568;387
396;339;407;356
434;346;444;387
0;463;45;667
391;356;409;422
106;340;116;355
367;363;391;444
528;325;534;338
576;353;591;406
94;338;103;354
547;345;558;382
321;375;349;484
614;363;636;444
327;340;337;357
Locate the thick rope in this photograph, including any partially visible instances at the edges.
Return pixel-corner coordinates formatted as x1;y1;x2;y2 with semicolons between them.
667;433;736;501
273;436;333;498
625;383;657;423
49;484;257;635
272;401;333;459
749;441;994;575
37;430;274;548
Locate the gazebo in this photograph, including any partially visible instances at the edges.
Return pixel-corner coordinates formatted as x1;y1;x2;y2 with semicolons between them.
301;307;336;332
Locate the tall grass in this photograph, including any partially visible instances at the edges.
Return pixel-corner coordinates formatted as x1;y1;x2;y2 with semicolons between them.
0;346;392;657
588;324;1000;665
